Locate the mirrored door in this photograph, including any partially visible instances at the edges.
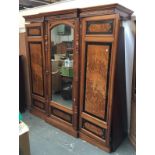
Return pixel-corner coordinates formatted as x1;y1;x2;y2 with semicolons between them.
50;24;74;109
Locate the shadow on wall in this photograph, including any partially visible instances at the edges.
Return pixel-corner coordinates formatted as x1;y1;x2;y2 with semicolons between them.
123;18;136;133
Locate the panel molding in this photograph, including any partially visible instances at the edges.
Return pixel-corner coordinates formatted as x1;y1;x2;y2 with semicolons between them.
50;101;73;114
32;94;46;103
81;112;107;129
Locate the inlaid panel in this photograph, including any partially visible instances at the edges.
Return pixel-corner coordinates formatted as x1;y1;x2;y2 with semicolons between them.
27;27;41;36
84;42;111;119
33;100;45;110
51;108;72;123
86;20;113;34
82;120;106;139
29;42;44;96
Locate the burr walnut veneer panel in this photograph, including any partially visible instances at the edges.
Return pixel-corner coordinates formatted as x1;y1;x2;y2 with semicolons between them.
29;42;44;96
84;43;111;119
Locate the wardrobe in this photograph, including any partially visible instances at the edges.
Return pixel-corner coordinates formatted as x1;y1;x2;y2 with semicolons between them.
24;3;133;152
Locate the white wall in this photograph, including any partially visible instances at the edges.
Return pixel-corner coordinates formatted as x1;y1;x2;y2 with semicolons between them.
19;0;136;133
123;20;135;133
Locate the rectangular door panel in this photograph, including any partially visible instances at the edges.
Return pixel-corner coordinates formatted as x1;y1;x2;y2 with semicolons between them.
84;42;111;120
29;42;44;96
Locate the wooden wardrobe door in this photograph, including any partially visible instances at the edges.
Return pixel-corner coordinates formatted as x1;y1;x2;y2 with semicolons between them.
26;23;46;114
79;14;120;151
45;19;80;137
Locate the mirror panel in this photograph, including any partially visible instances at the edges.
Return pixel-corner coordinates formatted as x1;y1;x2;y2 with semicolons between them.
50;24;74;109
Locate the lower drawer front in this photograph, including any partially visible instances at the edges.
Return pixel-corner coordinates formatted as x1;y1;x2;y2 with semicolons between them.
33;99;46;111
82;119;106;140
51;107;72;124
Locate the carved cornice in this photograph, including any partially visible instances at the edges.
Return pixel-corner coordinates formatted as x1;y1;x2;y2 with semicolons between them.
23;3;133;22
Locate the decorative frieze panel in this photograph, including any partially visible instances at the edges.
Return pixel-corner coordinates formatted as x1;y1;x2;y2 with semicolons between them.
86;20;113;34
27;27;41;36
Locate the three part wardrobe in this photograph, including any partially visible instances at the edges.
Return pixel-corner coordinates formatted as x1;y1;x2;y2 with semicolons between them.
24;3;133;152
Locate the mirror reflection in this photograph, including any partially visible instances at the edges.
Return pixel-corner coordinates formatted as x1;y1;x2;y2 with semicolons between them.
51;24;74;109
